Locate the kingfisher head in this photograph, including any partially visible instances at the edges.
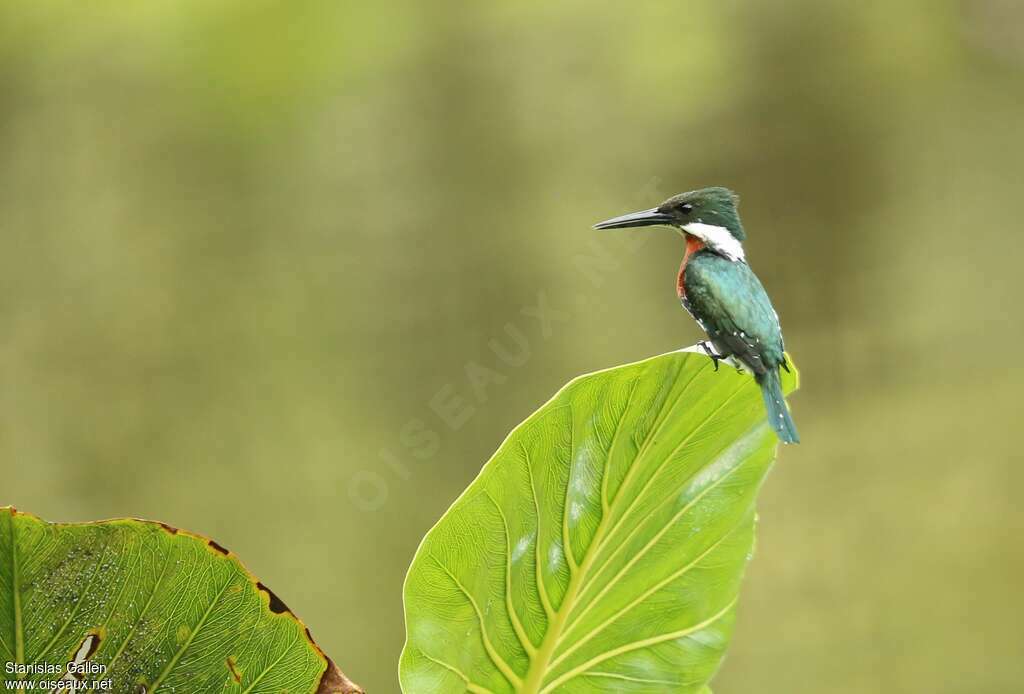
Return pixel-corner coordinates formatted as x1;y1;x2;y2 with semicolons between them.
594;187;746;261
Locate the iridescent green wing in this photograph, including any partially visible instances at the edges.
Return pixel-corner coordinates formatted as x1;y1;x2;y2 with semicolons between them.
684;254;785;372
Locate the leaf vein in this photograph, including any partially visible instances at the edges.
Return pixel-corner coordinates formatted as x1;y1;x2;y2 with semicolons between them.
523;444;555;622
590;360;705;559
577;378;751;597
600;376;641;516
419;649;496;694
10;512;24;669
566;424;755;635
539;598;736;693
552;510;750;667
239;627;301;694
35;534;116;662
148;570;236;691
583;671;684;685
561;403;579;575
484;490;537;658
429;554;523;688
104;540;178;672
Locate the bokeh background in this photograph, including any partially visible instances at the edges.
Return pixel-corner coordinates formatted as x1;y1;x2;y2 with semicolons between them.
3;2;1023;692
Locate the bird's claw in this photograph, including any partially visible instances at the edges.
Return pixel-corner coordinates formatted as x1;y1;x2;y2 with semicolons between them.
698;341;724;371
697;340;748;374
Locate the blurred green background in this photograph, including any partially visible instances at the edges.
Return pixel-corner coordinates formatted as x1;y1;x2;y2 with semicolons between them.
2;2;1022;692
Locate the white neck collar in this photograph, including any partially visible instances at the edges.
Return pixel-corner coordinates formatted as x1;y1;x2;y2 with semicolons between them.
682;222;746;262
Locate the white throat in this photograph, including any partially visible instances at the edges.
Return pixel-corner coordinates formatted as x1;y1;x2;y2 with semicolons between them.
682;222;745;262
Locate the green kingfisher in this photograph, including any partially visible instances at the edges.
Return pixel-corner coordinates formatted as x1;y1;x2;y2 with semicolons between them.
594;187;799;444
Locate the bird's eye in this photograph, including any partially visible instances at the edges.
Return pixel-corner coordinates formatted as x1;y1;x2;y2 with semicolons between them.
680;203;694;214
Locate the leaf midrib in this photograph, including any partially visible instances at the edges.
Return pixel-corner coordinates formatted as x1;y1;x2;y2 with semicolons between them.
574;378;749;606
553;418;755;661
519;368;687;693
522;363;754;692
517;506;607;694
148;573;234;692
11;513;25;672
551;508;749;673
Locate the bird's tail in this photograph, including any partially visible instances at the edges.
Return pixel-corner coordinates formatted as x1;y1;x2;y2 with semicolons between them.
757;369;800;444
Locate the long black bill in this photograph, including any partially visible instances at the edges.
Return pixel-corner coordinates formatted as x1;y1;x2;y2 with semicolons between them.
593;207;672;230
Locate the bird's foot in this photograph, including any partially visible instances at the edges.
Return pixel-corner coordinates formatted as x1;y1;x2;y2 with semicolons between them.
698;341;726;372
698;340;748;374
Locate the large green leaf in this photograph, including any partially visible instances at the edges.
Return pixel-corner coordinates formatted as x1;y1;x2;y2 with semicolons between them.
401;350;798;693
0;508;362;693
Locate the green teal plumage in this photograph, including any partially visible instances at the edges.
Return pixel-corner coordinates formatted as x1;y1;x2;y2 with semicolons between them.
759;369;798;444
683;249;799;443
